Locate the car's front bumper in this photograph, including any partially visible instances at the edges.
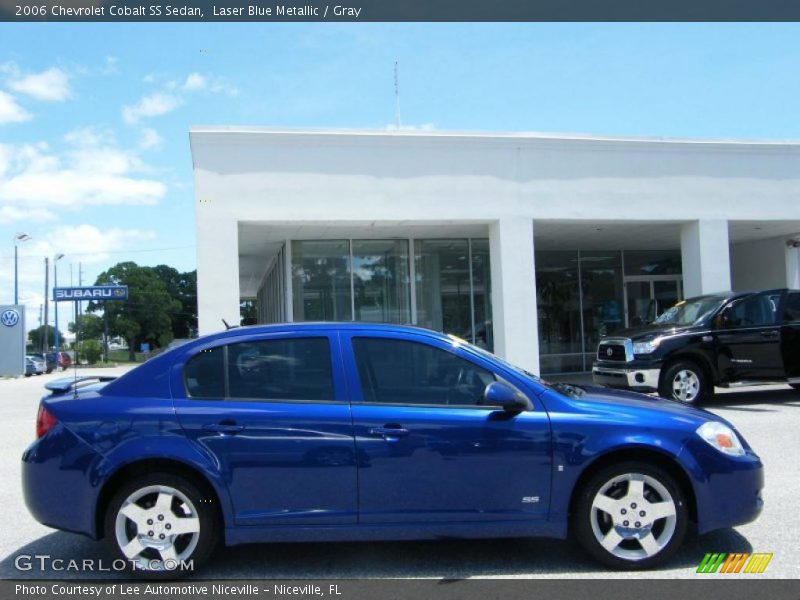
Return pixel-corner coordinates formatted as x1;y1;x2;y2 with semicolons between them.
592;362;661;392
679;438;764;534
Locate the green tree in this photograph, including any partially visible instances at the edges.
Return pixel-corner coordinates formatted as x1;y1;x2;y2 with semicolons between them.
69;314;104;341
28;325;64;351
79;339;103;364
151;265;197;338
89;262;181;361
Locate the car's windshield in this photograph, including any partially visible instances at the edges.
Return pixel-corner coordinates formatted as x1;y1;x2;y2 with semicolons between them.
447;334;585;397
654;296;726;326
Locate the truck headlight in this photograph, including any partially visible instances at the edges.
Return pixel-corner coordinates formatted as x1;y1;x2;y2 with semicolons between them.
696;421;745;457
632;338;661;354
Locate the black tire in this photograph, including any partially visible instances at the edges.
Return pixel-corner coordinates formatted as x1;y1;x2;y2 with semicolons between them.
104;472;220;579
658;360;710;405
572;461;688;569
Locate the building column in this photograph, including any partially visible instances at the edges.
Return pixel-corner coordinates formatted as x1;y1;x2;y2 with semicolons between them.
680;220;731;298
787;239;800;290
198;219;241;335
489;218;540;374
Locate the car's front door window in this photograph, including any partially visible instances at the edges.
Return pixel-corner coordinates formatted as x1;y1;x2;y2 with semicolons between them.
352;337;495;407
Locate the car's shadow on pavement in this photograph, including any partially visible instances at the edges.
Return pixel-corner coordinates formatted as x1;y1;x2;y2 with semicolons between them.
0;527;751;579
705;388;800;412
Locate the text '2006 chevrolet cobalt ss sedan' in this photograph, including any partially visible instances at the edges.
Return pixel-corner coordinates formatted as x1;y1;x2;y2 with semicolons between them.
22;323;763;576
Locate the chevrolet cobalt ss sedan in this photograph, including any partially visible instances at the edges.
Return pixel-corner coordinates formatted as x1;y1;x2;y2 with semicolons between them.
22;323;763;576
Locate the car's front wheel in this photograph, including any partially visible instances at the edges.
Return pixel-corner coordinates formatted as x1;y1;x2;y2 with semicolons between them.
573;462;688;569
104;472;219;578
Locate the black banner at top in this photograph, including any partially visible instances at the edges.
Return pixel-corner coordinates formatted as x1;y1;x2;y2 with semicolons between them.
4;0;800;22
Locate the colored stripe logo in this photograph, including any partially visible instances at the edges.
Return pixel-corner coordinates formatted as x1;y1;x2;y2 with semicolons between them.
697;553;773;574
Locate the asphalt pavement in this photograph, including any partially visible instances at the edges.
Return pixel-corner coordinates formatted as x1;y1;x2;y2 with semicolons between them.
1;366;797;579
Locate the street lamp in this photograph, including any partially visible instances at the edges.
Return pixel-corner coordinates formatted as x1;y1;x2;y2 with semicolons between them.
13;232;32;305
53;253;64;353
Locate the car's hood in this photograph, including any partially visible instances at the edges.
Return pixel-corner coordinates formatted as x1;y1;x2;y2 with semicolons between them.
606;323;707;342
574;384;721;424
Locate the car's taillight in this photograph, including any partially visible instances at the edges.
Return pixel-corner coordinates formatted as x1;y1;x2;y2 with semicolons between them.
36;405;58;439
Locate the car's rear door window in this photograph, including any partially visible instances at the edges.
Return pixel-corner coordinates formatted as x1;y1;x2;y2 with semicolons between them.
227;338;334;401
784;292;800;323
184;337;335;402
185;346;225;398
352;337;495;406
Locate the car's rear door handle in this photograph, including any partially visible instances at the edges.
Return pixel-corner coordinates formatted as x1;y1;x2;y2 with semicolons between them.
202;422;245;434
760;330;779;338
368;426;410;441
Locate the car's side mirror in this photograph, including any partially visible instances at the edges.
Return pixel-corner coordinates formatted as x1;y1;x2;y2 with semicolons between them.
483;381;532;413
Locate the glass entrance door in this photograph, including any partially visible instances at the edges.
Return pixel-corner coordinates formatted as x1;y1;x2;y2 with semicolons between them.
624;277;682;327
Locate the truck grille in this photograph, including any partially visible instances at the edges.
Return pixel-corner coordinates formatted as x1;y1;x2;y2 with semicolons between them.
598;342;627;362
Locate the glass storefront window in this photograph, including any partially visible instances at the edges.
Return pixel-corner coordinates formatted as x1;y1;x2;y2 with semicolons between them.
536;251;583;372
624;250;681;276
415;240;472;338
352;240;411;323
580;251;624;349
291;240;352;321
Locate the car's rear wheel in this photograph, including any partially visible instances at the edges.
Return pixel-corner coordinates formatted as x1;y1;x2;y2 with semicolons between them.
104;473;219;578
658;360;709;404
573;462;688;569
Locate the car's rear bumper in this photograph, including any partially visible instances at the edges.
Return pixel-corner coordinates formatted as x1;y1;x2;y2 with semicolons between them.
22;424;101;539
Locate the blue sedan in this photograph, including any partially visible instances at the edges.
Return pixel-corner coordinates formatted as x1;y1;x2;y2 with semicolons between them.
22;323;763;576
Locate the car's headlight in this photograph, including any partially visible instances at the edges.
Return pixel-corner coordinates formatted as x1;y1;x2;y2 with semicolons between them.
632;338;662;354
696;421;745;457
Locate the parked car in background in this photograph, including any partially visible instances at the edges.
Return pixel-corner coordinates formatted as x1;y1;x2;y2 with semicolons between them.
29;353;56;374
55;351;72;371
593;288;800;404
23;323;763;576
24;355;45;377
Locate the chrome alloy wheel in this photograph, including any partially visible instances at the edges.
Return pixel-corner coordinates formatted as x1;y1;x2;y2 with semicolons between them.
589;472;677;561
114;484;201;571
671;369;700;403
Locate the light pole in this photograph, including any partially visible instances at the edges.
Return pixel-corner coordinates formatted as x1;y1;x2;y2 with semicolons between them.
13;232;32;305
53;253;64;353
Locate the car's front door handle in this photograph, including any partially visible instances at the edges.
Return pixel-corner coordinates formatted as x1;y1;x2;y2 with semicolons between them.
202;422;245;434
760;330;779;338
368;426;410;441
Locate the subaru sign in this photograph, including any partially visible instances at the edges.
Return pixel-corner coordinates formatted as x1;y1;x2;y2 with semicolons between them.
0;305;25;377
53;286;128;301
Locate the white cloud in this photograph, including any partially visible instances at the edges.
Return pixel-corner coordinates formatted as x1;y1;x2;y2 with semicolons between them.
183;72;207;91
0;128;166;207
9;67;71;102
122;92;182;124
33;224;157;265
0;91;31;124
0;205;56;224
138;128;163;150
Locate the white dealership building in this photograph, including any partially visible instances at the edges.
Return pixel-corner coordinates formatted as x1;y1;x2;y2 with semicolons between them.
190;127;800;375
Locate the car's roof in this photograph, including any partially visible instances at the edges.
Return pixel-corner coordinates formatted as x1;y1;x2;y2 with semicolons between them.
203;321;448;342
685;288;792;303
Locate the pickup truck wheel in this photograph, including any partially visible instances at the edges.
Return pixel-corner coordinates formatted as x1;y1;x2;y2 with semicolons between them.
658;361;709;404
573;461;688;569
104;472;219;579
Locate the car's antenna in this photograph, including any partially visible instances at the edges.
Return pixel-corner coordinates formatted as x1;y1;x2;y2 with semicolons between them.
222;319;239;331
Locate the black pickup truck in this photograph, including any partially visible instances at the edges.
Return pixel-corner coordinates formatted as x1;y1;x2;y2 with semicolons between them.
592;288;800;404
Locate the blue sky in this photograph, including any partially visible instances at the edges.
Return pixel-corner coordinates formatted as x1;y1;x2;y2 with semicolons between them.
2;23;800;329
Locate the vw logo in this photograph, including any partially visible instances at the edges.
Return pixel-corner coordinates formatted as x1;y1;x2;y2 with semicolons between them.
1;309;20;327
606;347;614;357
